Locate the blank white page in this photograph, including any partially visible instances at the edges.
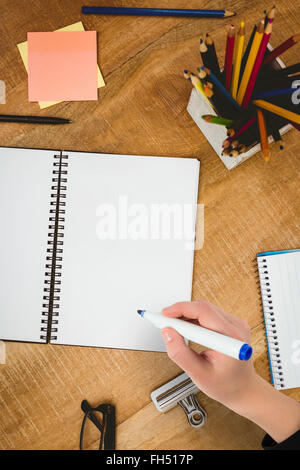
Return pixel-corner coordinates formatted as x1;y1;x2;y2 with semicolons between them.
258;251;300;390
55;152;200;351
0;147;56;342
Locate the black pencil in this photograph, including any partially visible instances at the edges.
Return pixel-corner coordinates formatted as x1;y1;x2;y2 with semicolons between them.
0;115;72;124
199;39;211;69
205;34;221;77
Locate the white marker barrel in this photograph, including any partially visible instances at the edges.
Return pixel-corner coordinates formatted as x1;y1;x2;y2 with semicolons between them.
139;311;252;361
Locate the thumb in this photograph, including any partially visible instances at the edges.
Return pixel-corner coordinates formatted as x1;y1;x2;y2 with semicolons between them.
161;327;207;378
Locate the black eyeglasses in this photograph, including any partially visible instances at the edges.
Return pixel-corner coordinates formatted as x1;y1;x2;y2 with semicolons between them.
80;400;116;450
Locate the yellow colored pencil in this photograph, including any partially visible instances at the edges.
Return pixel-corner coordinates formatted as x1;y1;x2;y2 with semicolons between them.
190;73;206;98
231;21;245;99
257;109;270;162
253;99;300;125
236;19;264;106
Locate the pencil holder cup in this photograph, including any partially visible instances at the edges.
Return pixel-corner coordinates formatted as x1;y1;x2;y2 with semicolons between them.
187;51;292;170
187;88;291;170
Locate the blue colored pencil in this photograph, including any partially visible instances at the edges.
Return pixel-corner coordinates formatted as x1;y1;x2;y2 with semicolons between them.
81;6;235;18
253;87;300;100
201;67;243;111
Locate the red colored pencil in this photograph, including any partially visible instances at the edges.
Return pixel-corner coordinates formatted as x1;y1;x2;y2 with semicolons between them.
262;34;300;65
242;20;273;109
225;25;235;90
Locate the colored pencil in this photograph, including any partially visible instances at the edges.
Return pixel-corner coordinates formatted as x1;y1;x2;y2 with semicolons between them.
242;20;273;109
225;25;235;90
237;19;265;105
253;87;300;100
257;109;270;161
0;115;71;124
202;115;234;126
184;70;206;99
81;6;236;18
205;34;221;77
240;23;257;80
253;99;300;124
262;62;300;78
199;39;210;68
201;67;243;111
262;34;300;65
231;21;245;99
223;116;257;147
264;5;276;27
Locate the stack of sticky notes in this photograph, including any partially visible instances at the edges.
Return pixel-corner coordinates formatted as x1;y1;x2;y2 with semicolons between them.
17;22;105;108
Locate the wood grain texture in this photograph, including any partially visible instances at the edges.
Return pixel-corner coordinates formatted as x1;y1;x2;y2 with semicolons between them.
0;0;299;450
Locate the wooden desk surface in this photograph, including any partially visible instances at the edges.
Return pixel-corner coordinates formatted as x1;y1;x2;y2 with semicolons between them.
0;0;299;450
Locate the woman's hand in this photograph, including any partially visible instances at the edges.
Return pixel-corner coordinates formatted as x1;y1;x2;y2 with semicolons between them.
161;300;256;408
161;300;300;444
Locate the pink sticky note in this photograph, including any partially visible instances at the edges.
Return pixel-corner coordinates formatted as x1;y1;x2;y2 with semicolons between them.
28;31;98;101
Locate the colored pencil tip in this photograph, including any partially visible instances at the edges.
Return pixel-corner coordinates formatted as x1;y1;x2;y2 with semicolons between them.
137;309;146;317
224;10;236;17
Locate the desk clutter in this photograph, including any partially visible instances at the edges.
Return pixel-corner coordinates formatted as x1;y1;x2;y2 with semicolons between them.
184;6;300;169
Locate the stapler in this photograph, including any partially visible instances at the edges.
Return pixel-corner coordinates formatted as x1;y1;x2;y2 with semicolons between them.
151;372;207;428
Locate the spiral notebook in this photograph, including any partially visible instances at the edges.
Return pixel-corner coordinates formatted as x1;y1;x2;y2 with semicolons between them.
257;250;300;390
0;147;200;352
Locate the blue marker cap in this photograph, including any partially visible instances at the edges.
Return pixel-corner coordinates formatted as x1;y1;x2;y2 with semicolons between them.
137;309;146;317
239;343;252;361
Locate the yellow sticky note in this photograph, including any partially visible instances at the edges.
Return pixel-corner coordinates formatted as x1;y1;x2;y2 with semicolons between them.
17;21;105;109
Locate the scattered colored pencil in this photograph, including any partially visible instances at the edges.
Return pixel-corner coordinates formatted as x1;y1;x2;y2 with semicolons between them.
257;109;271;161
231;21;245;99
81;6;236;18
0;115;71;124
224;25;235;90
253;100;300;125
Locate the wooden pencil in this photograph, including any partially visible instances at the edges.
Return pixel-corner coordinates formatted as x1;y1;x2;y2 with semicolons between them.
231;21;245;99
205;34;221;77
237;19;265;105
199;39;211;68
82;6;236;18
201;66;243;111
202;115;234;126
264;5;276;26
242;20;273;109
257;109;270;161
225;25;235;90
262;34;300;65
253;87;300;100
253;99;300;124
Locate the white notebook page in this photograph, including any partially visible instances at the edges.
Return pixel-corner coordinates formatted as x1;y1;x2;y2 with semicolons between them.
0;147;55;342
259;251;300;390
55;152;200;351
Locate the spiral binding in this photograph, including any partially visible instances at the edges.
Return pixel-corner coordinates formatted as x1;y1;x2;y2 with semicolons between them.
40;152;68;342
257;257;285;388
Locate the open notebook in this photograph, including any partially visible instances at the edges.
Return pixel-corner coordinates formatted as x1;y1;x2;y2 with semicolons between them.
0;147;200;352
257;250;300;390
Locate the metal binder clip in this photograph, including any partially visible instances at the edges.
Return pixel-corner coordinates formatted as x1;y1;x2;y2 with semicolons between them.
151;372;207;429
